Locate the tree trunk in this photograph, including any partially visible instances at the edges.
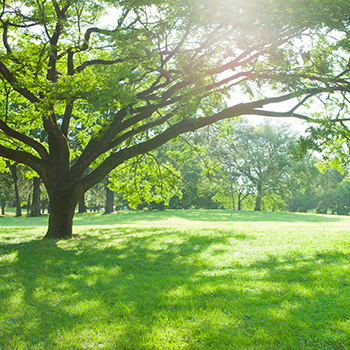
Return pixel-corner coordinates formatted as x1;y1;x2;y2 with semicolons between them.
78;195;87;213
30;177;41;216
254;182;262;211
229;169;235;211
43;193;78;239
105;186;114;214
1;202;5;215
27;194;31;216
9;163;21;217
238;192;250;211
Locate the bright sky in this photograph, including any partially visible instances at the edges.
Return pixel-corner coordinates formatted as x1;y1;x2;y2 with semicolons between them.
241;115;308;135
101;5;313;136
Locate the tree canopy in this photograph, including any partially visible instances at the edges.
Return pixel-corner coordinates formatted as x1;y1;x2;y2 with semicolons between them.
1;0;350;238
214;121;297;211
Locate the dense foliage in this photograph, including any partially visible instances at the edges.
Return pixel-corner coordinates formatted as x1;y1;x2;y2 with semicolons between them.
1;0;350;237
106;120;350;215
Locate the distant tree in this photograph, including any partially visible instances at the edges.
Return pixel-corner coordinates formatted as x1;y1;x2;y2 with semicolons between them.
163;131;220;209
30;177;41;216
284;157;320;213
78;195;87;214
0;170;13;215
204;123;253;210
217;121;297;211
208;152;253;211
336;175;350;215
105;179;115;214
7;162;22;217
315;168;346;214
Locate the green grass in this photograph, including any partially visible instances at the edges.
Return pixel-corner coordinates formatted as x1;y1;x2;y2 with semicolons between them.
1;210;350;349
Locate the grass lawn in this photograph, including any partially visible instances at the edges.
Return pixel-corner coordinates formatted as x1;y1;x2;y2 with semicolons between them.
1;209;350;349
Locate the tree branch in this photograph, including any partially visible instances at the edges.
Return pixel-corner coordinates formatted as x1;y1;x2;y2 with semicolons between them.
0;145;45;177
0;120;49;160
61;100;74;136
249;109;310;120
80;92;313;192
107;109;177;151
75;58;124;73
0;61;40;103
2;20;12;54
76;87;332;192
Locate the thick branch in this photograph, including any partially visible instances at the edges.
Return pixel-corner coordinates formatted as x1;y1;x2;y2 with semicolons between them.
0;61;39;103
2;20;12;54
42;106;70;172
70;108;128;179
79;118;199;192
46;22;62;82
52;0;71;20
80;27;108;52
75;58;124;73
71;95;184;181
46;2;71;82
107;110;177;151
80;92;314;192
0;145;45;177
61;100;74;136
0;120;49;160
76;88;329;192
250;109;309;120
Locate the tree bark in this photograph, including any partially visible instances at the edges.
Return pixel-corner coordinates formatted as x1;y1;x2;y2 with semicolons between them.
78;194;87;213
254;182;262;211
9;162;21;217
27;194;31;216
229;166;235;211
105;182;114;214
30;177;41;216
44;193;77;239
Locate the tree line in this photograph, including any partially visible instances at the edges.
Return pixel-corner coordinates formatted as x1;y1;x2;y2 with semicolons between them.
113;119;350;215
3;119;350;216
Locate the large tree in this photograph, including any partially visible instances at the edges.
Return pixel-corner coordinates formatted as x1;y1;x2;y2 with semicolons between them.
1;0;350;238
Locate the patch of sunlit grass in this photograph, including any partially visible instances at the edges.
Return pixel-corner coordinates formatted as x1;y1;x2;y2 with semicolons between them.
1;210;350;349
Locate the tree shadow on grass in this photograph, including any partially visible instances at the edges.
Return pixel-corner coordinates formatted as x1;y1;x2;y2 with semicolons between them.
1;228;350;349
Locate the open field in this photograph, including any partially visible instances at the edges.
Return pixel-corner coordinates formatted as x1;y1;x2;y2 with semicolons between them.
1;210;350;349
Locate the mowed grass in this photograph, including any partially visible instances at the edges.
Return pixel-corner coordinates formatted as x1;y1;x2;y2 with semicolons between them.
1;210;350;350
